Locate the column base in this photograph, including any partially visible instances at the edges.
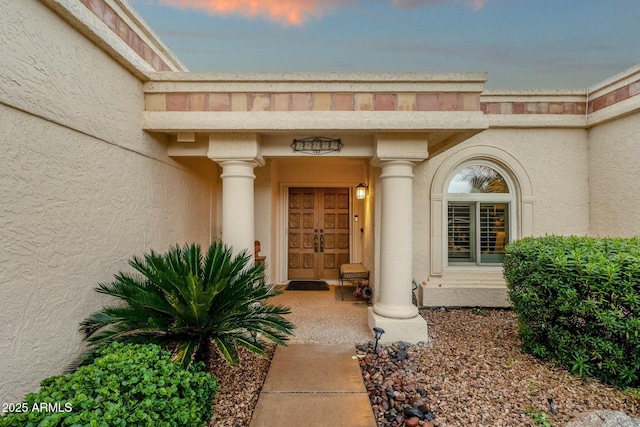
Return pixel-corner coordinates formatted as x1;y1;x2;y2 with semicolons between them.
373;302;419;319
367;307;429;344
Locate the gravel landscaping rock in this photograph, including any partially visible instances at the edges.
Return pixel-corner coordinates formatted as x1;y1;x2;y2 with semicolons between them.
208;306;639;426
357;308;639;426
207;345;275;427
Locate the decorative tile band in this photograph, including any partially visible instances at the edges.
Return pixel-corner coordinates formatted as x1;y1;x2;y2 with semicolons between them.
145;84;639;115
145;92;482;112
481;102;586;115
482;79;640;115
81;0;171;71
588;80;640;113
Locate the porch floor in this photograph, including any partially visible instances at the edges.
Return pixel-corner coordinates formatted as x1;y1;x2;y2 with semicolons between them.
270;285;374;344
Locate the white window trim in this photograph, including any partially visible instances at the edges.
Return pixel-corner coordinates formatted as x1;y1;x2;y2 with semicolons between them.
429;145;535;276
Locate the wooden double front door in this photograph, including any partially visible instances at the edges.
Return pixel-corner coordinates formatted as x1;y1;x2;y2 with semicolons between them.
288;188;350;280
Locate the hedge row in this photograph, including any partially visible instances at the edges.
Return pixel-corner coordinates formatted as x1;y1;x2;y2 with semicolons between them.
0;343;218;427
504;235;640;387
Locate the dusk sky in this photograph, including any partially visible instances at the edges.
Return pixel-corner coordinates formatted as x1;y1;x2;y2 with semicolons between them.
131;0;640;89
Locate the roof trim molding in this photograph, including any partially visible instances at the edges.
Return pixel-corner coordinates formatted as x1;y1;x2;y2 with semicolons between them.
41;0;187;80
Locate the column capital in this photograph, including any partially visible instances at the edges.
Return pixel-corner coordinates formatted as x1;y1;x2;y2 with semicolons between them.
374;132;429;163
207;132;264;166
375;159;416;179
216;159;264;181
214;158;265;170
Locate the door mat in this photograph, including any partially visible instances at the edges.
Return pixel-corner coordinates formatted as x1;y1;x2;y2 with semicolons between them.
285;280;330;291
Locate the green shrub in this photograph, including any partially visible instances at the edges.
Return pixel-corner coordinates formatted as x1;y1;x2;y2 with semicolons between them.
504;235;640;388
0;343;218;427
80;242;293;369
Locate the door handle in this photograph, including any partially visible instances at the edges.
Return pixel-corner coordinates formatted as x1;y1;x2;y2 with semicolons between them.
319;231;324;252
314;234;319;252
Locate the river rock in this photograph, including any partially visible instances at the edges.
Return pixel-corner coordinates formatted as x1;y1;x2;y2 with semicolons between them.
403;406;424;419
404;416;420;427
356;342;439;427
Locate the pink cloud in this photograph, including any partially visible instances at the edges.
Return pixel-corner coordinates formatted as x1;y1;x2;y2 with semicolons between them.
392;0;489;11
158;0;347;25
158;0;488;26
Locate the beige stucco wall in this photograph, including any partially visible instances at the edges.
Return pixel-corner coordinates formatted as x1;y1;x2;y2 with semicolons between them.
588;111;640;237
414;127;590;306
0;0;214;402
255;159;274;280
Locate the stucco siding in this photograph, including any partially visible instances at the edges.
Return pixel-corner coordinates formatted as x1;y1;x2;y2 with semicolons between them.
414;127;589;306
473;129;588;235
254;159;274;280
0;0;214;402
1;0;163;159
589;112;640;237
416;128;590;274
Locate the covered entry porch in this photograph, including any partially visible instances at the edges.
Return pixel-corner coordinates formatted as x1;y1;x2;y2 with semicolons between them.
142;72;488;342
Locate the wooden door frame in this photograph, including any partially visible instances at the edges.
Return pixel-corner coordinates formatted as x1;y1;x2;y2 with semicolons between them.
277;183;359;284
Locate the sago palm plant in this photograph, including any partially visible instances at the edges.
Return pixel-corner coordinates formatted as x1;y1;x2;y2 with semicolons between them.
79;242;294;369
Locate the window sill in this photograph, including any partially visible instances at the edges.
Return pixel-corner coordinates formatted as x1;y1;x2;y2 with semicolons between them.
445;264;504;270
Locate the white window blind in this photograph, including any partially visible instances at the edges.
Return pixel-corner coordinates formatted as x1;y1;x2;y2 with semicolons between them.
479;203;508;263
448;204;473;262
448;202;509;264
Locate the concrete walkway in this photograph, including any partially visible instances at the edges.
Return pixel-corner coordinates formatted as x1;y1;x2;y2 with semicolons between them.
249;344;376;427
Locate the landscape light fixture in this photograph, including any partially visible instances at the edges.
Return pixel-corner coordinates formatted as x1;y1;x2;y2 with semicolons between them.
290;136;343;155
355;183;368;200
373;327;385;352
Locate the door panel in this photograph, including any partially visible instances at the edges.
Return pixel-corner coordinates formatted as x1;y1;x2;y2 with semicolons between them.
288;188;317;279
288;188;350;280
320;188;350;280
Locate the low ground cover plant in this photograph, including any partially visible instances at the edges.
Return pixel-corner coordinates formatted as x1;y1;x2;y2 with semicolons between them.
80;242;294;369
0;343;218;427
504;235;640;387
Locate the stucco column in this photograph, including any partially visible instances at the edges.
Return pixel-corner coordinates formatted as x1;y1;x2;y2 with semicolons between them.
374;160;419;319
217;160;259;259
208;132;263;259
368;132;430;344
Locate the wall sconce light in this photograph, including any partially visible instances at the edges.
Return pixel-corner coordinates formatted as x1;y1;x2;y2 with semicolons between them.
355;183;368;200
373;327;385;351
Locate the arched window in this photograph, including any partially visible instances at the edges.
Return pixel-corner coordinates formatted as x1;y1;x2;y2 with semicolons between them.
429;146;533;276
445;163;514;265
